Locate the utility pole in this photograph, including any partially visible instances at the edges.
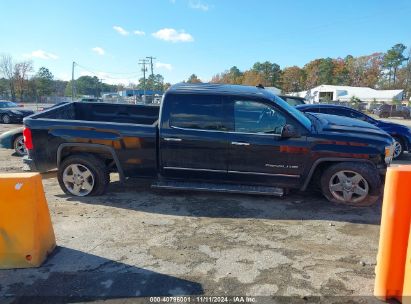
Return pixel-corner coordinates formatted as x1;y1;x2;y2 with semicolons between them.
71;61;76;101
406;48;411;100
146;56;156;78
139;59;149;103
99;78;104;98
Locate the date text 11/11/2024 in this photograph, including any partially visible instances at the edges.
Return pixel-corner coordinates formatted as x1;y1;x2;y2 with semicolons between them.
149;296;257;303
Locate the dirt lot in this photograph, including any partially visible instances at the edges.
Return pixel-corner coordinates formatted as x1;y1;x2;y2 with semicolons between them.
0;121;410;303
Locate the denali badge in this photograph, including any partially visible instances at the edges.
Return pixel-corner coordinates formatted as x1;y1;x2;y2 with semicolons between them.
265;164;299;169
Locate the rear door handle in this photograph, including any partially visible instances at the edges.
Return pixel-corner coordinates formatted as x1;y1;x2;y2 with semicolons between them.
163;137;182;142
231;141;250;146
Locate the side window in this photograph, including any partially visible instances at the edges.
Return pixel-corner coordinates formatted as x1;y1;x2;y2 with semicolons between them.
234;100;286;134
323;108;345;117
348;110;365;120
169;94;225;131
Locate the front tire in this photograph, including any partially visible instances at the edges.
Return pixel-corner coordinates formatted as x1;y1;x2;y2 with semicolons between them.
320;162;381;206
2;114;11;124
58;154;109;196
393;137;404;159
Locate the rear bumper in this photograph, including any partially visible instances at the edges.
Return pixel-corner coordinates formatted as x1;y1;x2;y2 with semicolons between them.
23;155;39;171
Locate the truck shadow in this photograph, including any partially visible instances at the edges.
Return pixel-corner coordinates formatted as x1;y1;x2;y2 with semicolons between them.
0;246;203;303
59;178;382;225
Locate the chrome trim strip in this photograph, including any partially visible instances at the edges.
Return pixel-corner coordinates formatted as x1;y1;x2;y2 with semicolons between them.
228;170;300;178
163;166;226;173
169;125;282;137
231;141;250;146
163;137;182;142
163;166;300;178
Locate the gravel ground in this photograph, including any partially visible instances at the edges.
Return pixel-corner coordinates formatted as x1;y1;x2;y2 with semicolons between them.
0;121;410;303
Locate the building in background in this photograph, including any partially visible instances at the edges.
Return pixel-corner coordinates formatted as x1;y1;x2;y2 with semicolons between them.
292;85;404;104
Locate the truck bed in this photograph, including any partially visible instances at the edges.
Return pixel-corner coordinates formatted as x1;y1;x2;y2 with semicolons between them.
24;102;159;177
35;102;159;125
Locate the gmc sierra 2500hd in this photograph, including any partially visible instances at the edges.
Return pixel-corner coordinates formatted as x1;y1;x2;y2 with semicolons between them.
23;83;394;206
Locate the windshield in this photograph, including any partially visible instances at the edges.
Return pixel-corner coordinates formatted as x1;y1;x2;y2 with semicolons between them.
0;101;18;108
274;96;312;130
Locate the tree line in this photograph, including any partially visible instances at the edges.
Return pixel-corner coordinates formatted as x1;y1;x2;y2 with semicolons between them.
188;43;411;98
0;54;170;102
1;43;410;102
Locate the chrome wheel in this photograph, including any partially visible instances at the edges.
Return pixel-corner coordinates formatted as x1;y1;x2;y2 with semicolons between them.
14;135;27;156
393;140;403;159
2;115;10;124
62;164;95;196
329;170;369;204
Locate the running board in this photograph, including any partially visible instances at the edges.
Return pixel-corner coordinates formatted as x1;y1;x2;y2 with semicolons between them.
151;180;284;197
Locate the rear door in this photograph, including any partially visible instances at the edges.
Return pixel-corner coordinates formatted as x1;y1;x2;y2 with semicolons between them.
226;97;309;188
159;93;229;181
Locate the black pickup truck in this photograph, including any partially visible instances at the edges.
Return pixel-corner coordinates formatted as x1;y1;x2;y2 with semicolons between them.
23;83;395;206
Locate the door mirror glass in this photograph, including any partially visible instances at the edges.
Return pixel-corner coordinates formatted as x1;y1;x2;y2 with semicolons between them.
281;124;300;138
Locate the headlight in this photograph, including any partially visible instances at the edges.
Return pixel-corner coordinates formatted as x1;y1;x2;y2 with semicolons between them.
10;110;22;115
385;145;394;164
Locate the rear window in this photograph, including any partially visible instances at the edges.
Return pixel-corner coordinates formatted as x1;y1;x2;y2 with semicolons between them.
169;94;226;131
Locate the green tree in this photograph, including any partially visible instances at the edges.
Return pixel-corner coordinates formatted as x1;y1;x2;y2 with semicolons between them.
383;43;407;86
186;74;202;83
138;74;165;91
34;67;54;98
251;61;281;87
317;58;334;85
280;66;306;92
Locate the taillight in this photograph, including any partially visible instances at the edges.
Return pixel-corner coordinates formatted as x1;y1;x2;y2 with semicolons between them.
23;127;33;150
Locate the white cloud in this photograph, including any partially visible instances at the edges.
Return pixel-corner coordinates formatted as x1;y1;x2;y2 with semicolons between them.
133;30;145;36
92;47;105;55
24;50;58;60
189;0;209;11
155;62;173;71
113;25;129;36
152;28;194;43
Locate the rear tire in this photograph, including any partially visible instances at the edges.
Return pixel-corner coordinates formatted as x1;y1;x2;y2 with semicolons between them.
320;162;381;207
2;114;11;124
13;135;27;156
58;154;109;196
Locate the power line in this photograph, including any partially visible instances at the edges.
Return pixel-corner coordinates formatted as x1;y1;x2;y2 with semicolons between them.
74;62;141;76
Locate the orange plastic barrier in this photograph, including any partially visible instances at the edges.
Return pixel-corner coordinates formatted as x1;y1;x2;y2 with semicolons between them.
403;228;411;304
0;173;56;269
374;165;411;302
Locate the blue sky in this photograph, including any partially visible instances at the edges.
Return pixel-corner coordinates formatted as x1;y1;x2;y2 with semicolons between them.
1;0;410;84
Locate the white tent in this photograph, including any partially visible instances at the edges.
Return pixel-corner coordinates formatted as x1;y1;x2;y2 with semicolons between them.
292;85;403;104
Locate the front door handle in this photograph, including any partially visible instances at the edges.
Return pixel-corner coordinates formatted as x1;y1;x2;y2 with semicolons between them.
163;137;182;142
231;141;250;146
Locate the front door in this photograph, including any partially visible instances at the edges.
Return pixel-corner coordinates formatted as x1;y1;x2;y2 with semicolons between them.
226;97;308;188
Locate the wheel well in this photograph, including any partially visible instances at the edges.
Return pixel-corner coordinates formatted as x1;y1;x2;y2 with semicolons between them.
11;133;23;143
392;135;408;150
59;149;115;171
306;161;336;189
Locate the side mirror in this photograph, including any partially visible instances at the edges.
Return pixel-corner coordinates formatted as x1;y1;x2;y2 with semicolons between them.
281;124;300;138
